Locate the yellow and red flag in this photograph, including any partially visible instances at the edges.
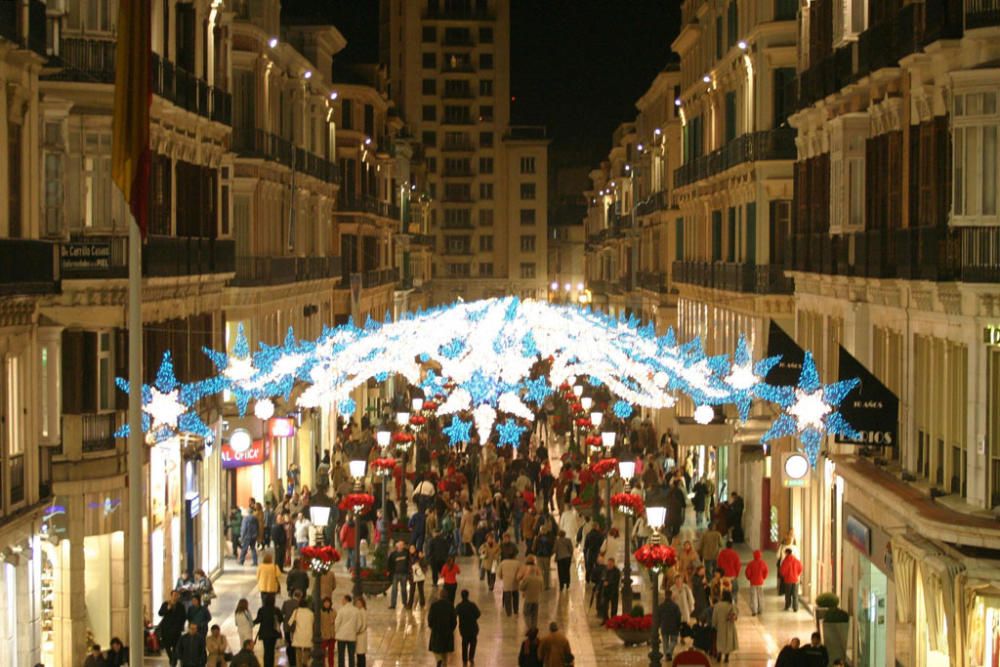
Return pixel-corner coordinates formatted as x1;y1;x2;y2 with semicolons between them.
111;0;151;237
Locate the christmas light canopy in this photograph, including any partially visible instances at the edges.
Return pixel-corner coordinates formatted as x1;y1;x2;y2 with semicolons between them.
117;297;857;466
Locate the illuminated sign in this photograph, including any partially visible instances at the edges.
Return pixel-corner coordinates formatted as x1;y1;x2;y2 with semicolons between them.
782;453;810;488
985;326;1000;346
270;418;296;438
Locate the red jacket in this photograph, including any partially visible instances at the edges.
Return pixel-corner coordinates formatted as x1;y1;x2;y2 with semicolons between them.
339;523;356;550
780;554;803;584
716;547;741;578
744;551;768;586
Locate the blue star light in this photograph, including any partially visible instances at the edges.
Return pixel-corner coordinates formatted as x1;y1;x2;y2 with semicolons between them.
613;400;633;420
338;397;357;416
523;376;553;406
496;418;527;446
443;417;473;446
115;352;214;444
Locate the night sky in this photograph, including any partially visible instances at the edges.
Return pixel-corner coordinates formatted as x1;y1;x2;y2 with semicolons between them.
313;1;680;168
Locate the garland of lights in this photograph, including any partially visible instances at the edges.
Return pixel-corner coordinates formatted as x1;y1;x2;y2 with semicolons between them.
120;297;860;467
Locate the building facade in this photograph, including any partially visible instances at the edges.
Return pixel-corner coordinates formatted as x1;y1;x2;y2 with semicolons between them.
382;0;549;303
787;2;1000;666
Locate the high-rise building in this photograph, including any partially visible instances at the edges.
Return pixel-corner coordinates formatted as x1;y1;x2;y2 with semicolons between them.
381;0;549;303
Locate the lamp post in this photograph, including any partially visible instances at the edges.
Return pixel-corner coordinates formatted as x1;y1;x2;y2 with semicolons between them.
601;431;616;528
349;459;367;598
376;430;391;548
396;411;410;520
307;495;332;667
618;459;636;612
645;503;667;667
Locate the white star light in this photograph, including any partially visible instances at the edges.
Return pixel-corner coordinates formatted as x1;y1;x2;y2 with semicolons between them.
787;389;832;431
145;387;187;430
725;363;757;391
224;357;255;382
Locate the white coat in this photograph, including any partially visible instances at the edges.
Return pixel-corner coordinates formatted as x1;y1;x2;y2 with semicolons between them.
289;607;314;648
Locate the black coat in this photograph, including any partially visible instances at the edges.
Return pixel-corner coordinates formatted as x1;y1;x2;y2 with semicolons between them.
286;568;309;595
253;605;284;640
175;632;207;666
775;646;806;667
157;601;188;645
800;644;829;667
454;600;481;637
105;647;129;667
427;599;457;653
271;523;287;548
428;534;451;564
657;598;683;635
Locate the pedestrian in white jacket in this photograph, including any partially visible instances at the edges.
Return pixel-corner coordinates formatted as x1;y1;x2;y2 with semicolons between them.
559;506;580;544
289;602;315;666
334;595;363;664
354;596;368;662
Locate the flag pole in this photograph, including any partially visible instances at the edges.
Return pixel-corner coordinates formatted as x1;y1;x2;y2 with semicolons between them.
127;209;144;661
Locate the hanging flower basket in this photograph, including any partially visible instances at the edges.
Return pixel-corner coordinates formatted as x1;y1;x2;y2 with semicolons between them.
339;493;376;513
575;417;592;428
611;493;644;517
422;400;438;412
372;458;397;476
633;544;677;572
585;434;602;448
393;432;415;444
409;415;427;427
590;458;619;478
299;546;341;574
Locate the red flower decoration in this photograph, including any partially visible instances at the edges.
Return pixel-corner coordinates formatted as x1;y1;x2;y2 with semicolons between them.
422;400;438;411
585;434;602;447
611;492;644;517
338;493;376;513
571;496;600;507
409;415;427;426
372;458;397;475
590;458;619;478
578;468;596;486
575;417;592;428
299;545;341;573
633;544;677;571
570;402;583;413
393;432;415;444
604;614;653;631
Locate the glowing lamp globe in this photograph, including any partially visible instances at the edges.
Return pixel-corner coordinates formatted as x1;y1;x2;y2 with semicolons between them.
618;460;635;481
396;412;410;426
581;396;593;412
591;412;604;428
349;459;367;480
253;399;275;421
601;431;616;450
376;430;391;448
573;385;584;398
646;505;666;531
308;504;331;527
229;429;252;453
411;397;424;412
694;405;715;425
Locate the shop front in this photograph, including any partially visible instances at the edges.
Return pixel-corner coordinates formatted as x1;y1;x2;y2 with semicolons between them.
0;511;48;666
842;507;894;667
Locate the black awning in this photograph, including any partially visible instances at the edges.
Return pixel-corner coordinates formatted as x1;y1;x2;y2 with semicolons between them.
764;320;806;386
834;345;899;448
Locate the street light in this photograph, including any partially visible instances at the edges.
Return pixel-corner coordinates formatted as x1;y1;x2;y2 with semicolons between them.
349;459;367;597
581;396;593;412
601;431;616;452
618;459;636;612
375;430;391;547
395;411;410;426
307;494;332;667
645;502;667;667
376;430;391;448
573;384;584;398
591;412;604;429
411;397;424;413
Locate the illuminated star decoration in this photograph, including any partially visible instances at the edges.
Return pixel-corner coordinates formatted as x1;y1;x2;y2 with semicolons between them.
496;418;527;446
442;417;473;446
613;400;633;420
760;351;860;467
523;376;553;406
338;397;357;416
203;323;257;415
724;334;780;421
115;352;214;444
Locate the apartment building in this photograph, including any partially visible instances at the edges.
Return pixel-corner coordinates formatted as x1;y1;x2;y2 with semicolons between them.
786;2;1000;665
381;0;549;303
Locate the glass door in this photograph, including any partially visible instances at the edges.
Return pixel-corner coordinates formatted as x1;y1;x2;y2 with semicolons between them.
857;555;888;667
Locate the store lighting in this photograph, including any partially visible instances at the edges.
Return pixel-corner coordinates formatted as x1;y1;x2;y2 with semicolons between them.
253;399;275;421
654;127;662;135
738;40;748;50
349;459;367;480
564;283;572;291
268;37;279;48
581;396;593;412
396;412;410;426
411;397;424;412
376;430;391;447
550;281;559;290
577;282;584;291
601;431;616;450
303;70;312;79
675;98;682;107
329;91;339;100
703;75;711;83
694;404;715;425
637;143;644;152
625;164;631;172
618;460;636;481
591;412;604;428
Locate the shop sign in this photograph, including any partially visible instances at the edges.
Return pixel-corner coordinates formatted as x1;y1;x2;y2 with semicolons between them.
60;241;111;271
187;493;201;518
270;418;296;438
765;321;806;387
221;437;265;469
845;513;872;556
835;346;899;447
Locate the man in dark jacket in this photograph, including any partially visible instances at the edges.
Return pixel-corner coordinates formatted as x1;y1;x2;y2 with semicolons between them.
666;480;687;540
239;510;259;566
428;531;451;586
281;590;304;666
801;632;830;667
157;590;187;667
657;589;683;655
530;527;555;590
454;589;481;666
553;529;574;591
409;509;427;552
427;589;457;667
271;513;288;573
387;540;412;609
286;560;310;599
253;597;283;667
600;558;622;622
174;622;207;667
583;525;604;584
228;639;261;667
186;595;211;639
691;479;709;527
775;637;805;667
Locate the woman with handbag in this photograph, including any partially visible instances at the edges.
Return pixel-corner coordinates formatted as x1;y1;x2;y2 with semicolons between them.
252;596;283;667
410;548;428;609
289;599;315;666
233;598;254;648
206;624;230;667
256;551;282;604
711;592;739;663
480;533;501;592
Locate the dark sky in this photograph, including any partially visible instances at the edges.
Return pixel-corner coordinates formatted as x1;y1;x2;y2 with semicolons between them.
310;1;680;169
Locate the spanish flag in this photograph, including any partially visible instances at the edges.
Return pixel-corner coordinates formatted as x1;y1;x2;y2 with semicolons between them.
111;0;151;237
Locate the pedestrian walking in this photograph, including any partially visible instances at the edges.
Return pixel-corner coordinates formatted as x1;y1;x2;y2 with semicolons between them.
698;524;722;578
387;541;411;609
479;533;501;591
500;552;522;616
83;644;107;667
517;628;543;667
801;631;829;667
239;507;260;566
354;596;368;667
205;625;229;667
553;529;573;591
229;639;261;667
779;548;803;612
428;589;457;667
281;591;303;667
440;555;461;603
711;592;739;663
157;590;187;667
320;597;337;667
256;552;281;605
105;637;128;667
774;637;804;667
175;622;207;667
744;550;769;616
410;549;428;608
600;558;622;621
657;589;683;655
670;574;696;626
186;595;211;639
252;596;283;667
716;541;742;598
538;622;572;667
334;594;362;667
455;589;481;667
518;556;544;630
289;597;315;666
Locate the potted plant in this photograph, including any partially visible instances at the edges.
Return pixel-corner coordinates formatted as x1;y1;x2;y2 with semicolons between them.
822;607;849;663
604;604;652;646
814;592;839;625
358;544;391;596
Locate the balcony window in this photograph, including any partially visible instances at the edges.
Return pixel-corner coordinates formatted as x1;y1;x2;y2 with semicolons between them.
478;262;494;277
520;157;536;174
422;26;436;42
423;105;437;122
520;208;536;226
520;183;536;200
66;0;113;33
479;53;493;69
479;156;493;174
520;262;536;279
422;79;436;95
479;27;493;43
479;209;494;226
520;235;536;252
953;90;999;223
480;131;494;147
479;182;493;200
479;79;493;96
446;263;471;277
422;131;437;148
422;52;436;69
479;235;493;251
